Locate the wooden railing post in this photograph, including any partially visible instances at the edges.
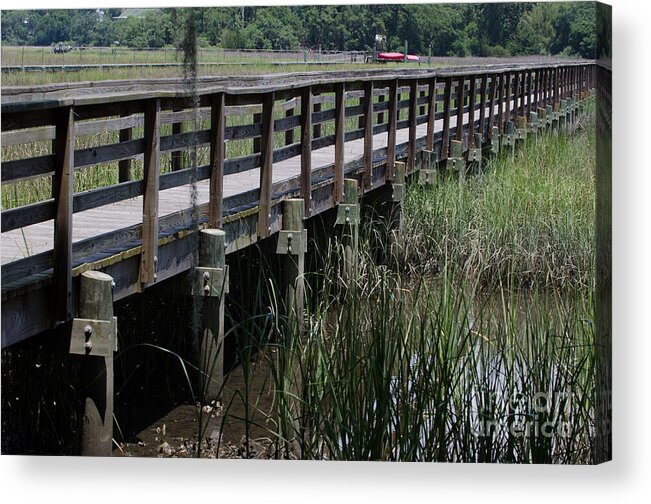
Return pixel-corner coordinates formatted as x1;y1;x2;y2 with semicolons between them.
253;112;261;154
377;91;386;125
313;98;322;139
419;87;426;117
533;69;540;113
408;79;418;173
441;77;452;160
467;75;477;148
455;76;465;143
258;92;275;239
140;98;161;287
426;77;437;151
300;86;312;217
285;103;295;146
511;71;518;120
171;112;183;171
487;75;497;148
53;106;75;323
334;82;345;203
386;79;398;180
504;72;511;132
118;112;132;183
363;80;374;190
553;66;559;108
523;69;528;115
527;69;533;118
479;74;487;141
497;73;504;135
208;92;225;229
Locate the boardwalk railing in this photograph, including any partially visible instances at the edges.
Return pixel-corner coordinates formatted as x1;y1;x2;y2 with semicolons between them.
1;61;595;346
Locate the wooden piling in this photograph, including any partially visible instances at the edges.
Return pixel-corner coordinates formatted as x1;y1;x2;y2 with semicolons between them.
78;270;115;457
448;139;465;175
198;229;227;404
337;179;359;287
388;161;405;263
118;112;132;183
279;199;305;337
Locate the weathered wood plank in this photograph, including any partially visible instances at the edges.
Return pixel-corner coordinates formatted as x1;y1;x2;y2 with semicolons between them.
258;92;275;239
407;80;418;173
118;111;133;182
505;71;512;127
468;75;477;147
385;79;399;178
73;180;144;214
441;77;452;159
1;155;55;183
139;98;160;286
334;82;345;204
455;76;465;142
301;86;313;217
479;74;487;140
487;76;497;139
53;106;75;323
171;113;184;172
1;199;55;233
363;81;374;190
313;99;322;139
74;138;144;169
209;92;225;229
426;77;437;150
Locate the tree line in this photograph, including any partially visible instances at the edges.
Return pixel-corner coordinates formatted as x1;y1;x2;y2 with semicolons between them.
1;3;598;58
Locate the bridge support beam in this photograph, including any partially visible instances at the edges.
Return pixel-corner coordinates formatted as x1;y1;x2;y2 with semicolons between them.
195;229;228;404
73;270;116;456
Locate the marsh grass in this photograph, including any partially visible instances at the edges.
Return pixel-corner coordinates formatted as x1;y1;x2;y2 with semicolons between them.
247;103;597;462
402;101;596;289
259;237;595;462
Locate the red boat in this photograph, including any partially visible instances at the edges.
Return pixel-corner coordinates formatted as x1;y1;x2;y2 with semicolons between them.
376;52;420;62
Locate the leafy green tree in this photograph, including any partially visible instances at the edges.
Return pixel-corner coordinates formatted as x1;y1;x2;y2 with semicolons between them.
510;3;559;55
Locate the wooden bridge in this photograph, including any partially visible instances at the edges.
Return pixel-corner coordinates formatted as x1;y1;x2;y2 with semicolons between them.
1;62;595;349
1;60;597;455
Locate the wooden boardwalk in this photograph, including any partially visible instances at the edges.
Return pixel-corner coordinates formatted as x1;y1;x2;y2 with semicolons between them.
1;120;432;264
1;62;595;347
